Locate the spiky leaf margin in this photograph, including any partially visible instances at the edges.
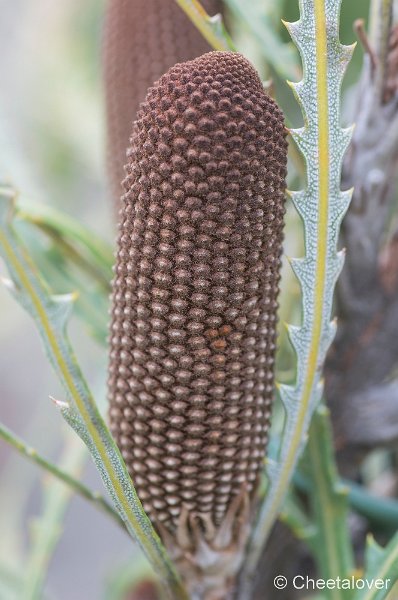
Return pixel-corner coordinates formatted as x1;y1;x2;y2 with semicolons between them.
0;185;187;600
240;0;355;590
353;534;398;600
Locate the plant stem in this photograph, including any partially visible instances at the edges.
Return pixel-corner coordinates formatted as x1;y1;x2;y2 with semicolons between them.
295;473;398;532
22;434;87;600
0;422;124;531
373;0;394;102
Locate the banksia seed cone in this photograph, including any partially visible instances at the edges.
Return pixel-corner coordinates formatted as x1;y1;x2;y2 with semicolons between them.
108;51;287;597
103;0;222;209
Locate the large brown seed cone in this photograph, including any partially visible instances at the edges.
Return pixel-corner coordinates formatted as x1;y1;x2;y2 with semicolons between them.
108;50;287;592
103;0;222;210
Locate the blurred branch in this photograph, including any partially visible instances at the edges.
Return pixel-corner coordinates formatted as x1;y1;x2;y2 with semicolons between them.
0;407;55;576
22;435;88;600
295;470;398;533
354;19;377;71
0;563;22;598
373;0;393;102
0;422;124;530
347;480;398;531
325;1;398;469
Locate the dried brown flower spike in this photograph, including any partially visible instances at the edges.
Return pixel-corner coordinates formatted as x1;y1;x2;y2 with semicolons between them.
108;51;287;598
103;0;222;209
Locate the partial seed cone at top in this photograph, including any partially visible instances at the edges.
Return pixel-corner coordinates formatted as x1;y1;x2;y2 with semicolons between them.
103;0;222;210
108;51;287;597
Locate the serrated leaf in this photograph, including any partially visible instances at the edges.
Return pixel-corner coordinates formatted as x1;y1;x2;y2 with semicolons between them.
0;186;187;600
240;1;355;592
353;533;398;600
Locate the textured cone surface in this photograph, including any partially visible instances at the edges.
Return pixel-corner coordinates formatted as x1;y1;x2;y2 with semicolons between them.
103;0;222;208
108;51;287;535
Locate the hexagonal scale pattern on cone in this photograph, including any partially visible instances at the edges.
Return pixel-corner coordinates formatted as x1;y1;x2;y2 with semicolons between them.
103;0;222;206
108;51;287;534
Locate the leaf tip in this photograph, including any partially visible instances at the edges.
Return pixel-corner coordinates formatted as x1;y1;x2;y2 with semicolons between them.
50;395;69;411
53;291;78;305
1;276;16;292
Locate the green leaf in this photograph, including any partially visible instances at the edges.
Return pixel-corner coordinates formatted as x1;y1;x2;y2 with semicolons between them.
15;199;113;282
353;534;398;600
0;185;187;600
14;199;112;343
222;0;300;80
305;406;355;598
0;564;22;599
0;421;123;529
280;490;317;552
14;219;109;343
22;432;88;600
240;1;355;593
